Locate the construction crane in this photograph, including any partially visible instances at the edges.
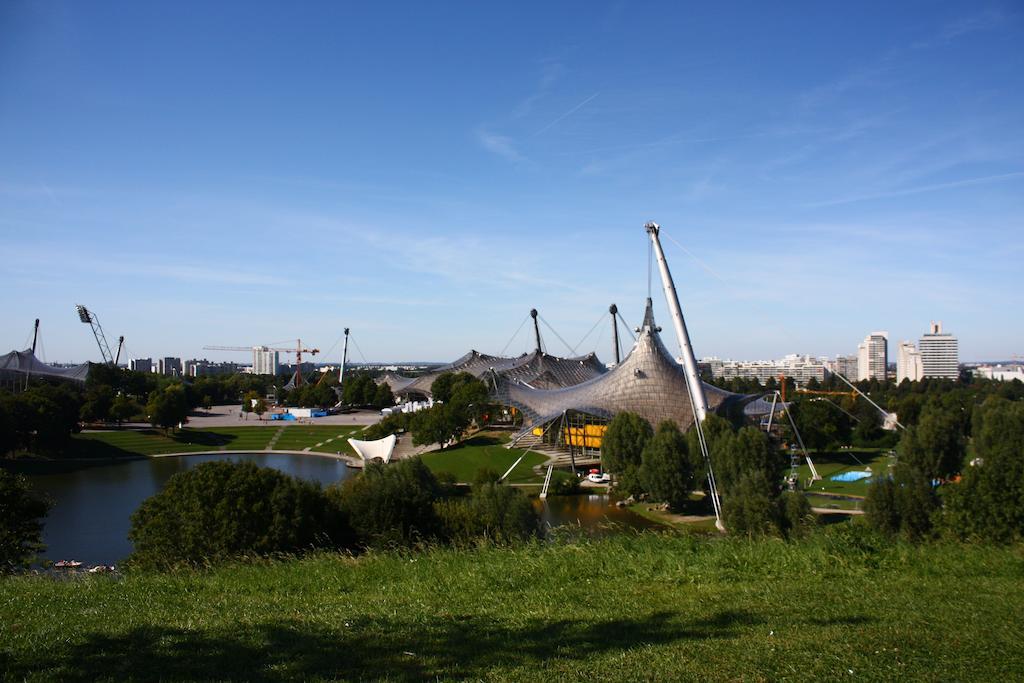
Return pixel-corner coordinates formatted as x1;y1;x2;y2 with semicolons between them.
203;339;320;387
76;304;122;366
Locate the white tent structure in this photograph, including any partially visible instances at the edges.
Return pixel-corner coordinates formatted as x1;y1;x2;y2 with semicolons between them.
347;434;397;464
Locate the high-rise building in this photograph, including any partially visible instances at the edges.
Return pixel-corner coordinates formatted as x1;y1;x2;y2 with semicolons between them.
896;341;923;383
857;332;888;381
252;347;279;376
828;354;859;380
919;321;959;379
129;357;153;373
157;357;182;376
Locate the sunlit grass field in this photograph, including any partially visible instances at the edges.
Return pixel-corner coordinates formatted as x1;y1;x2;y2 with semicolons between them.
2;533;1021;681
420;433;567;485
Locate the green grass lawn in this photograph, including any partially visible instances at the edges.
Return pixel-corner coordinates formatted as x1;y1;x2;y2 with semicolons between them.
421;433;552;484
2;534;1022;681
796;449;893;498
272;426;361;454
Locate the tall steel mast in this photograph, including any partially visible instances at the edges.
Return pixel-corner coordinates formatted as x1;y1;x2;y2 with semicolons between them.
530;308;542;353
645;222;709;421
645;221;723;529
609;304;621;365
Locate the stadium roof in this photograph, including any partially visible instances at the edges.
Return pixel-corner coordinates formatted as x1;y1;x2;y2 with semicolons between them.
0;349;90;383
493;299;743;432
379;348;607;398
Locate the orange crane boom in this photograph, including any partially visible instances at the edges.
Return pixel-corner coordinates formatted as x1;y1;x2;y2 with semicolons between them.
203;339;320;387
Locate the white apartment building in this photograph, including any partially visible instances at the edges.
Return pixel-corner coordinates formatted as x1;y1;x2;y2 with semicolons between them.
975;364;1024;382
857;332;888;381
919;321;959;379
699;354;827;386
896;341;923;383
252;347;279;376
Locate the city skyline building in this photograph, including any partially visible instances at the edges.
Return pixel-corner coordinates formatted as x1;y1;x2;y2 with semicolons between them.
857;332;888;381
920;321;959;379
252;347;279;376
128;357;152;373
157;357;182;377
897;341;924;384
699;354;826;387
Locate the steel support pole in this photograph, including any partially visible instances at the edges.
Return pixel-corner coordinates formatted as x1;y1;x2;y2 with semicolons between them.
645;222;709;421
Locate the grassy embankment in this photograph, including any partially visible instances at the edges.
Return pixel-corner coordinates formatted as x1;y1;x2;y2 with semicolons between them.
420;433;575;487
2;534;1022;680
64;426;363;459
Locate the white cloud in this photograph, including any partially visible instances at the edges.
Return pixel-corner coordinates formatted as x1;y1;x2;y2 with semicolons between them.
475;128;524;162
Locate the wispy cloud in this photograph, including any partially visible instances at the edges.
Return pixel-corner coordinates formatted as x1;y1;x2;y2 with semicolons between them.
475;128;525;163
533;91;600;136
805;170;1024;208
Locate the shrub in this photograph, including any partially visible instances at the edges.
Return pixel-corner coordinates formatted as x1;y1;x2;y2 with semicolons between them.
0;470;52;571
722;471;779;537
778;490;816;539
435;481;539;545
128;461;347;569
863;464;937;541
329;457;443;548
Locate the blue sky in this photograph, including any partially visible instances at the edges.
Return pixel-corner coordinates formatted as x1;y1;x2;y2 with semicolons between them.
1;1;1021;365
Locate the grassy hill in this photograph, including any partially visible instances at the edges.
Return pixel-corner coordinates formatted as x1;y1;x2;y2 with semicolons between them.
2;532;1022;681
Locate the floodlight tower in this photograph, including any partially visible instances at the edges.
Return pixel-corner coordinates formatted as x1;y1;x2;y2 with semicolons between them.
76;304;115;365
338;328;350;386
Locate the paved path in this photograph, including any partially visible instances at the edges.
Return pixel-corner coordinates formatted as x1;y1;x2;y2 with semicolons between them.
103;404;383;430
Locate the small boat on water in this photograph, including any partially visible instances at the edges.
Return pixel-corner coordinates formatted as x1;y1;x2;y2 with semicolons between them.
54;560;83;569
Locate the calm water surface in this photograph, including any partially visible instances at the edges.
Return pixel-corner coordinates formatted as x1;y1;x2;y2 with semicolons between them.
23;454;656;565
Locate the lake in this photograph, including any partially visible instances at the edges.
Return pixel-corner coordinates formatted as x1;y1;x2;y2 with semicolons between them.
20;454;656;565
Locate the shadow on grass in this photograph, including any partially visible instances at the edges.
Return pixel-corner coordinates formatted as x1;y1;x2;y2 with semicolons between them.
447;435;506;450
5;610;776;681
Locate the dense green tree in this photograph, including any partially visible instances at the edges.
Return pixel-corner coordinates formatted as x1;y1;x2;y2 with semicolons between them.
110;394;141;425
944;397;1024;543
430;372;477;404
601;412;653;475
897;405;965;480
410;405;459;448
146;384;190;430
863;464;937;541
0;470;52;571
79;385;114;423
789;399;850;450
129;461;347;568
851;401;884;446
329;457;442;547
686;413;733;487
638;420;693;511
714;426;784;496
373;382;395;409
